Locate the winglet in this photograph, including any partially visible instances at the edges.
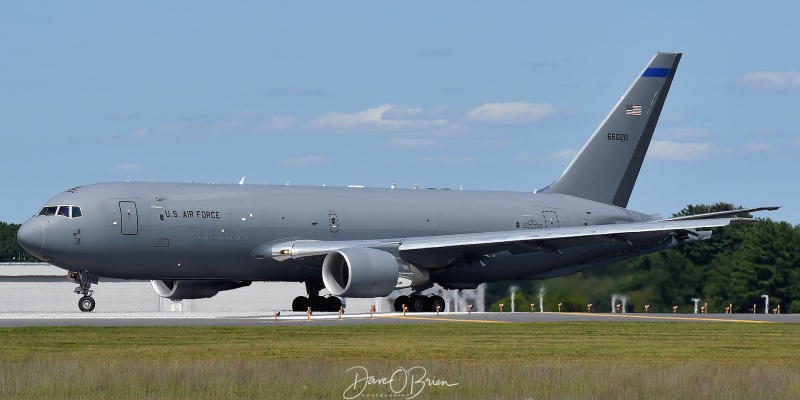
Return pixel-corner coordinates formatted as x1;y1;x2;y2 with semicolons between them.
540;52;682;207
239;176;245;185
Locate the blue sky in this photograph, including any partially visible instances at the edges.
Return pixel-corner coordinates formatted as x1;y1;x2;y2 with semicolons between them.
2;3;798;224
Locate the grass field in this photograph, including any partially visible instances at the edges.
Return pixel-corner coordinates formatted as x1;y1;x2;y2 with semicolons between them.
2;321;799;399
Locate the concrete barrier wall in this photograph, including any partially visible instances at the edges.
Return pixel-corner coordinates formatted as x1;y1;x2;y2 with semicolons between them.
0;263;484;313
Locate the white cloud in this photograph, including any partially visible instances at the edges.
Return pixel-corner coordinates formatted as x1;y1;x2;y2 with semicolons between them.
107;111;137;120
388;137;440;150
109;105;452;139
112;163;146;173
306;104;447;131
417;49;451;57
513;148;577;165
661;128;713;141
256;116;297;132
649;141;719;161
419;156;475;166
549;148;578;161
284;155;327;167
231;110;267;120
734;71;800;92
269;85;327;96
466;102;557;124
131;128;150;138
740;142;775;153
106;128;158;142
647;140;773;160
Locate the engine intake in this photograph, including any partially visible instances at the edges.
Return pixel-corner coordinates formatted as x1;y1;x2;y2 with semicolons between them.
322;247;428;298
151;280;251;300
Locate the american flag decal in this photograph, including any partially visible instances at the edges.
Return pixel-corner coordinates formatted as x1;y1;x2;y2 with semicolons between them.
626;104;642;116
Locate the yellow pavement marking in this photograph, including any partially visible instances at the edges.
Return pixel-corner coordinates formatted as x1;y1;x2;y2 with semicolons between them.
564;312;776;324
377;314;509;324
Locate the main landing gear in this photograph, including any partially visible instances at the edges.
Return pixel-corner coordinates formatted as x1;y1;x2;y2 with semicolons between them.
292;281;343;312
69;270;98;312
394;294;446;312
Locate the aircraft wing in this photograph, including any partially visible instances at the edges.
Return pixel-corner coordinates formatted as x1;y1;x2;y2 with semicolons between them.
395;217;754;252
261;217;759;263
659;206;779;221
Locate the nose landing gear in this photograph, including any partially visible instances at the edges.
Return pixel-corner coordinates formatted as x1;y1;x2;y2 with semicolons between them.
69;271;98;312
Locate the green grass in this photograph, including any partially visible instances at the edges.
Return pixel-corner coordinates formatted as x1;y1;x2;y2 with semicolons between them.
2;322;799;399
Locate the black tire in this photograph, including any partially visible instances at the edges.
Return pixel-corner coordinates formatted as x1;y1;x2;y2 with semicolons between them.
431;295;445;312
309;295;324;311
292;296;308;312
394;295;409;312
410;295;427;312
326;296;342;312
78;296;95;312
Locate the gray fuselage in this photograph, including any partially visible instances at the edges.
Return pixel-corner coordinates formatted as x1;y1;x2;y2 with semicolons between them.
20;182;658;287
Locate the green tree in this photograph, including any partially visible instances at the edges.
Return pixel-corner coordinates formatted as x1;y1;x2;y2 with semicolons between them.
485;204;800;313
1;221;36;262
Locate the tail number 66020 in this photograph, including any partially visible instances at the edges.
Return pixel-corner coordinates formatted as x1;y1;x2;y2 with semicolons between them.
607;133;628;141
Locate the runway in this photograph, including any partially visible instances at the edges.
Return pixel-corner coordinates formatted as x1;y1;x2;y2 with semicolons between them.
1;311;798;327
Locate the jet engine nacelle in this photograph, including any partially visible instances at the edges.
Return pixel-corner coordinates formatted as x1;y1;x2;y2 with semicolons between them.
151;280;252;300
322;247;429;298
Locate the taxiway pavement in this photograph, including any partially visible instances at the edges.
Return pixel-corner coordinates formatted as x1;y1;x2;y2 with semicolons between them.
1;311;798;327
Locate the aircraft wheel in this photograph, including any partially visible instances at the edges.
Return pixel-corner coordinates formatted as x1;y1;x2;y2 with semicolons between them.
431;295;445;312
292;296;308;312
78;296;95;312
309;296;324;311
394;295;409;312
410;295;427;312
326;296;342;312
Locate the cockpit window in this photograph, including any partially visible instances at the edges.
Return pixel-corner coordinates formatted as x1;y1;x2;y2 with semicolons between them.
38;205;83;218
38;206;58;216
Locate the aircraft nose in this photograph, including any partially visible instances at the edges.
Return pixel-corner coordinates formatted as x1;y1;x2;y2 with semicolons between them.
17;219;44;258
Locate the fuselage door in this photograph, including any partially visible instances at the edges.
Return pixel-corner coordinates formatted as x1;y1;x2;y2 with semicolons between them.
119;201;139;235
542;210;560;228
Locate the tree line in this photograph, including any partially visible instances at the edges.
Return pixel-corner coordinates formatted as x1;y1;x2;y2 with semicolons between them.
485;203;800;313
0;222;36;262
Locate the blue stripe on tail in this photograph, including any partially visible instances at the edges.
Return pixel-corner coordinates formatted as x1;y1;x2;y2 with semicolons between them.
642;67;670;77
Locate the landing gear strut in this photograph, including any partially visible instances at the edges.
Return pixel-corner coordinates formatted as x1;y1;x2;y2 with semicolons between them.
291;281;343;312
69;271;98;312
394;294;446;312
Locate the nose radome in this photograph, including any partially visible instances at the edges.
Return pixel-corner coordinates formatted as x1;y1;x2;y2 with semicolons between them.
17;219;44;257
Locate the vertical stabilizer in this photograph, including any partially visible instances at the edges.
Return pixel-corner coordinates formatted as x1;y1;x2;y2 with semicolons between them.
540;52;681;207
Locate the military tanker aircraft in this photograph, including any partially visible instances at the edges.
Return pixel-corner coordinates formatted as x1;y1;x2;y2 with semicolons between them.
17;52;776;312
